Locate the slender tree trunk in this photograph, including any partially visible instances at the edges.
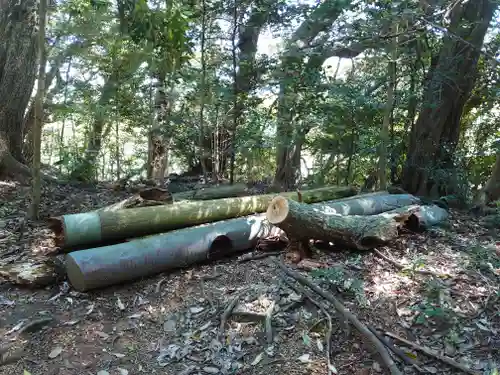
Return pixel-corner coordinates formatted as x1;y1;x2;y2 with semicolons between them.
377;22;397;190
402;0;497;197
29;0;48;219
199;0;209;182
274;0;352;189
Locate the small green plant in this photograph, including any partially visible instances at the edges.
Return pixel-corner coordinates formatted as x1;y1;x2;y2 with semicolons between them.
310;266;368;306
467;245;500;276
412;279;457;329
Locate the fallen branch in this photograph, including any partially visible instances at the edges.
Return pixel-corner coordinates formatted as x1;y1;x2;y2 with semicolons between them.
373;248;451;278
219;289;247;338
383;331;480;375
237;251;284;263
279;273;336;375
272;258;402;375
264;301;275;345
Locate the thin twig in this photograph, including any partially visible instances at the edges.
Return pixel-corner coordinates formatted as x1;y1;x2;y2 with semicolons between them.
219;289;247;338
373;248;450;278
272;259;402;375
279;275;336;375
264;301;275;345
384;331;480;375
238;251;284;263
200;278;215;311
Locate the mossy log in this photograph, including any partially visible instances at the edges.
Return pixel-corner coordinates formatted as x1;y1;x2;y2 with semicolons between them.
49;185;357;249
267;197;447;250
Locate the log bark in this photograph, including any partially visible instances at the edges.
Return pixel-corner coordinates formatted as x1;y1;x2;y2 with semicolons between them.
48;185;357;248
267;197;446;250
64;214;282;291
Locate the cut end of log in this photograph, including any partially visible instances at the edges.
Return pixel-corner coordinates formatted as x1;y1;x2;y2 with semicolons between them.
65;254;87;292
47;216;65;248
266;196;289;224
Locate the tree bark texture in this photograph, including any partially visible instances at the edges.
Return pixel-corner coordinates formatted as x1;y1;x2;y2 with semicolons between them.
402;0;497;197
0;0;38;175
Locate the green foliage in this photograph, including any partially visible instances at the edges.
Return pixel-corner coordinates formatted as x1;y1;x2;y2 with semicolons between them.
35;0;500;190
466;245;500;277
310;266;368;306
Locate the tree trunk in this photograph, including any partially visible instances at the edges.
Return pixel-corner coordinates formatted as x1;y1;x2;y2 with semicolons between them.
274;0;352;189
473;151;500;207
402;0;497;197
199;0;209;182
0;0;38;177
29;0;48;219
225;0;270;184
377;22;398;190
149;77;174;185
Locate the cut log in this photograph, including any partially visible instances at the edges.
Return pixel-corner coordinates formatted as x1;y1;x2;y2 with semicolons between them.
48;185;357;248
315;193;421;216
267;197;447;250
171;183;250;201
64;215;283;291
404;204;449;231
97;188;173;212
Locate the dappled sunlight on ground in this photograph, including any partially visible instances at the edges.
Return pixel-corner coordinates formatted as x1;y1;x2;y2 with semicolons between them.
0;181;499;375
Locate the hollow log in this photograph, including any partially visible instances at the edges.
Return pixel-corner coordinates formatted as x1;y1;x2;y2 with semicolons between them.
267;197;447;250
65;214;282;291
316;193;421;216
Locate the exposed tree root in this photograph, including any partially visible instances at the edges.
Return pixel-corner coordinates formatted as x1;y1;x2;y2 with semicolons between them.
0;148;57;182
272;258;402;375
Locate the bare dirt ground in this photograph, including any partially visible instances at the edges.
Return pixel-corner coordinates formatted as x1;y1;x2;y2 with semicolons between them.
0;180;499;375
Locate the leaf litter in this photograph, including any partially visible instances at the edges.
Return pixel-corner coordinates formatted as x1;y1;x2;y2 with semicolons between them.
0;180;499;374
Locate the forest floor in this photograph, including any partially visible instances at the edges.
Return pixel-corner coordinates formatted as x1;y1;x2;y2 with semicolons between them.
0;179;499;375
